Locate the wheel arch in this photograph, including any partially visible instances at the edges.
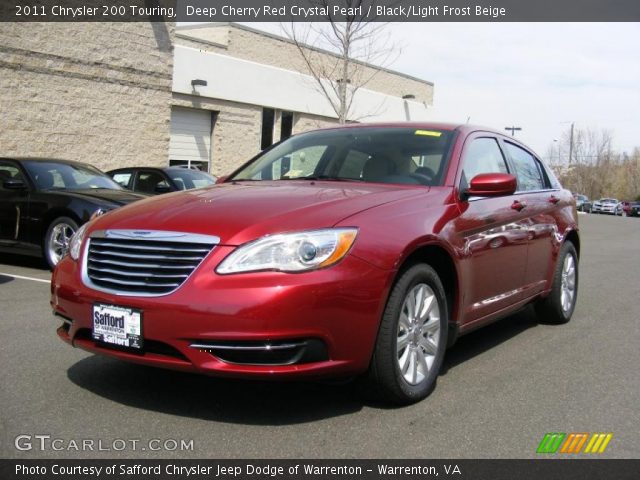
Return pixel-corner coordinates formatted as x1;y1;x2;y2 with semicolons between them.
41;209;82;247
396;243;460;346
564;229;580;258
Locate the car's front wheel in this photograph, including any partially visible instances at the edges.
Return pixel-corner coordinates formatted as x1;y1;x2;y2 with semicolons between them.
44;216;78;269
367;264;448;405
535;242;578;324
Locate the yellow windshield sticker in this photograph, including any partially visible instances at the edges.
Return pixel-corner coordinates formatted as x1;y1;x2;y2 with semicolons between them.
415;130;442;137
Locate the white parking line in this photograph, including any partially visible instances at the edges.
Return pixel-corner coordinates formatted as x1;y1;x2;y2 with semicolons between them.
0;272;51;284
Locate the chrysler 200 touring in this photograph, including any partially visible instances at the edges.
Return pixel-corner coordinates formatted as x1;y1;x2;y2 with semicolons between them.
52;123;579;404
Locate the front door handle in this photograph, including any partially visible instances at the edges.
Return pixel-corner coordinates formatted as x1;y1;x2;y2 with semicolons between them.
548;195;560;204
511;200;527;212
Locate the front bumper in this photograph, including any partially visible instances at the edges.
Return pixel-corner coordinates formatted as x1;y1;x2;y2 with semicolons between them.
52;247;393;379
593;205;616;214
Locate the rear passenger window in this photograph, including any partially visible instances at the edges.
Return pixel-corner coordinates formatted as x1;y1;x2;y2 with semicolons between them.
461;138;508;188
504;142;546;191
112;172;132;188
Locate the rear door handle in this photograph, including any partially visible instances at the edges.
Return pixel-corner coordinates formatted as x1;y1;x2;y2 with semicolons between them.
548;195;560;204
511;200;527;212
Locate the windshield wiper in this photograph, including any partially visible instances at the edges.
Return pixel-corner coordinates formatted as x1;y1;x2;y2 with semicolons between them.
281;175;363;182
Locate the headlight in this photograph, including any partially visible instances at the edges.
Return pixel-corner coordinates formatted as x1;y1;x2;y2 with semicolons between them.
68;222;89;261
216;228;358;274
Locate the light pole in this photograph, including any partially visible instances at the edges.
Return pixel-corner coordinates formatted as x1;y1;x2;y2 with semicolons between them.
505;126;522;136
568;122;575;164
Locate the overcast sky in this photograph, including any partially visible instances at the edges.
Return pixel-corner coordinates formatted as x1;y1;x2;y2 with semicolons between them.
240;22;639;158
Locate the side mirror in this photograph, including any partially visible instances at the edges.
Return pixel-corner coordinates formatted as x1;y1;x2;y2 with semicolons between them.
3;178;27;190
464;173;517;198
215;175;229;184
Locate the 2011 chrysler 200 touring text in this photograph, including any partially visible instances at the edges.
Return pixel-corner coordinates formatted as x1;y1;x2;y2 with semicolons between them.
52;123;579;404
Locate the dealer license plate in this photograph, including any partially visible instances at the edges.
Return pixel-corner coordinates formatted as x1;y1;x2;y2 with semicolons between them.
92;303;143;350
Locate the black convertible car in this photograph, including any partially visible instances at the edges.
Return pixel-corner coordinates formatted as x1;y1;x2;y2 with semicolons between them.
107;167;216;195
0;158;146;268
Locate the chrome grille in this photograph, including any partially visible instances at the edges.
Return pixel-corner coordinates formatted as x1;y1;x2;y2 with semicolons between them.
83;230;219;296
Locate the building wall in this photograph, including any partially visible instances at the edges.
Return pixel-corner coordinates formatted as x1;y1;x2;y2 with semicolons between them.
172;93;262;175
176;24;434;105
174;23;433;176
0;22;174;171
171;93;340;176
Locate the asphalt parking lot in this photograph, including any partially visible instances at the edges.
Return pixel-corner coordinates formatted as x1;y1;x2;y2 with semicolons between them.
0;213;638;459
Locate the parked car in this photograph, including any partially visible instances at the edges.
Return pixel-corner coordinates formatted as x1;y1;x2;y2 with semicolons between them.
622;201;640;217
616;201;628;216
107;167;216;195
573;194;592;213
52;123;580;405
0;158;146;268
592;198;619;214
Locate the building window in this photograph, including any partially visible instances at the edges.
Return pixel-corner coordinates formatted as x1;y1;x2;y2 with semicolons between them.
168;160;209;172
261;108;275;150
280;111;294;141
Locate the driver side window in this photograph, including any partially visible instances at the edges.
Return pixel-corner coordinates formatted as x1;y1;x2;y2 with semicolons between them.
460;137;509;189
0;163;24;189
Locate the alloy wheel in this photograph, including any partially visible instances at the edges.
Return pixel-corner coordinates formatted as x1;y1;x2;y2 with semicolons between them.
560;254;576;314
396;283;441;385
48;222;76;266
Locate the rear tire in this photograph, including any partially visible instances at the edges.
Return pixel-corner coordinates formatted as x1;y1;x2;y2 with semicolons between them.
366;264;448;405
44;216;78;270
535;242;578;324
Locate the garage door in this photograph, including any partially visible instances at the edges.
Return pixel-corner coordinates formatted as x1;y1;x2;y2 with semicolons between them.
169;107;212;171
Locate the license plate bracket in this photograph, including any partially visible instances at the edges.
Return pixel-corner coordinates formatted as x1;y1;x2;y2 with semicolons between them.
92;303;143;350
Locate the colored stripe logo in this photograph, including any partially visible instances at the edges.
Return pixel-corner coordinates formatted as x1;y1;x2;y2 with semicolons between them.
537;433;613;454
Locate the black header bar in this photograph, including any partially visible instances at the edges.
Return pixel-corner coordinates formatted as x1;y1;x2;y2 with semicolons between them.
2;459;640;480
2;0;640;22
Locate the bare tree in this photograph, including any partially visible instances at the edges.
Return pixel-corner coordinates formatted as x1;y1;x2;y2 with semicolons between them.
282;0;399;123
547;126;640;200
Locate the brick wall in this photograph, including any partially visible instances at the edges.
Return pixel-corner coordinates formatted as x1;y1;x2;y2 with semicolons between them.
0;22;174;171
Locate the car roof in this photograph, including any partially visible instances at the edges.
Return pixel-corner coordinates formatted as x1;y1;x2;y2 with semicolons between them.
307;121;505;137
0;156;89;166
107;167;207;173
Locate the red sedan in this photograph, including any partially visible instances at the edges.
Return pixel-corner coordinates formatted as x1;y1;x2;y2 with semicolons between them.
52;123;580;404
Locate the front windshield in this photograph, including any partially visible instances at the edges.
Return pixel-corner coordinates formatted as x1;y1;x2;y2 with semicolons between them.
23;161;123;191
230;127;455;186
166;168;215;190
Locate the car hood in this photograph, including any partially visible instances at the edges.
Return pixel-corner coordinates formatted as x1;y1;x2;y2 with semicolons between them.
92;181;427;245
53;188;147;206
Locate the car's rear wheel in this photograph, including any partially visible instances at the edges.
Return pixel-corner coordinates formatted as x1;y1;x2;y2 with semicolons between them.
366;264;448;405
44;216;78;269
535;242;578;324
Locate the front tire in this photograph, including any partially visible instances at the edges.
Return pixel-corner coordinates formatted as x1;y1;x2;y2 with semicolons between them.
535;242;578;324
366;264;448;405
44;216;78;269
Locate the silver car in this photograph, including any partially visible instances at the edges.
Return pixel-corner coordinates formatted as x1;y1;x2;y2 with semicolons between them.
592;198;619;214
